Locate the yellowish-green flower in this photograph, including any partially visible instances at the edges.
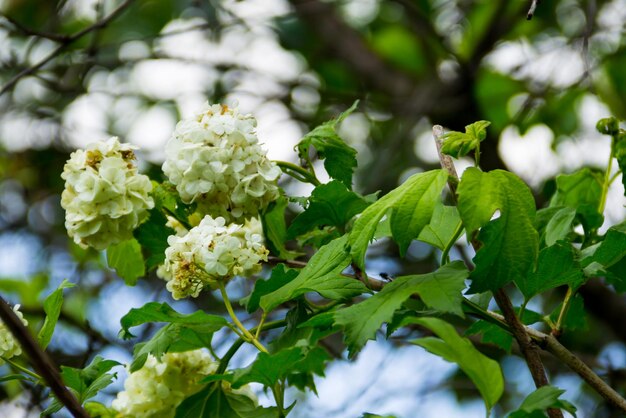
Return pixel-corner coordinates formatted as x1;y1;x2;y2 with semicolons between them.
61;138;154;250
0;305;27;364
157;216;268;299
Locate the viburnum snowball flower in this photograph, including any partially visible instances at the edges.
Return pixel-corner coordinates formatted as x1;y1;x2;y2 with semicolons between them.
162;103;281;222
111;350;216;418
157;215;268;300
61;137;154;250
0;305;27;364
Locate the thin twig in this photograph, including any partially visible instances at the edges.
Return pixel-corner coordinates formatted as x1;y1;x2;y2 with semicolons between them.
0;0;134;97
432;125;562;418
1;15;71;42
487;310;626;413
268;252;626;412
0;297;89;418
527;0;540;20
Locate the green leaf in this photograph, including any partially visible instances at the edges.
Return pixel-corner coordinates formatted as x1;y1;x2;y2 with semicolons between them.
245;264;298;313
296;101;359;188
38;279;75;349
550;168;604;232
582;222;626;290
175;383;278;418
120;302;228;339
440;121;491;158
509;385;577;417
516;243;584;300
334;262;468;356
457;168;539;293
261;195;301;260
585;221;626;268
106;238;145;286
544;207;577;246
390;171;449;256
62;356;119;404
44;356;119;416
152;181;195;226
130;322;220;372
287;181;369;238
231;346;329;388
134;209;175;270
465;320;513;353
349;169;447;266
260;235;367;312
409;317;504;412
417;203;462;250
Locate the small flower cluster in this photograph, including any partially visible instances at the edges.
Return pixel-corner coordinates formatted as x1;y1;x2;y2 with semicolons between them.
111;350;216;418
162;103;281;222
61;138;154;250
0;305;27;364
158;215;268;299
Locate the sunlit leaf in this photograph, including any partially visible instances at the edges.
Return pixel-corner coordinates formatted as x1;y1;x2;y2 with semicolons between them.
410;317;504;412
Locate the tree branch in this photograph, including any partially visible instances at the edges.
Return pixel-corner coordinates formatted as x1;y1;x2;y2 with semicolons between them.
0;0;134;97
0;15;70;42
268;248;626;412
0;297;89;418
432;125;562;418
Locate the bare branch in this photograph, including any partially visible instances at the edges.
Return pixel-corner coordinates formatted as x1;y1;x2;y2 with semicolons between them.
0;297;89;418
0;0;134;97
432;125;563;418
0;15;70;42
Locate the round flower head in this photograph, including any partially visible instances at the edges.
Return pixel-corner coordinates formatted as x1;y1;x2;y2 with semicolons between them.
0;305;27;364
61;137;154;250
157;216;268;300
111;350;216;418
162;103;281;222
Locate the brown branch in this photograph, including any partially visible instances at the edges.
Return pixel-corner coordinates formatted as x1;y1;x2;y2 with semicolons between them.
432;125;562;418
485;310;626;413
269;250;626;412
0;0;134;97
0;297;89;418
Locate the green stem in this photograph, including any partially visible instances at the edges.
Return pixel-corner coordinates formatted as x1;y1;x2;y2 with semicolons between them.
218;282;268;354
440;221;464;265
554;287;574;333
272;381;286;418
217;319;286;374
598;141;615;215
4;358;42;381
461;298;510;330
609;170;622;186
275;161;321;186
518;299;529;322
255;312;267;340
474;142;481;168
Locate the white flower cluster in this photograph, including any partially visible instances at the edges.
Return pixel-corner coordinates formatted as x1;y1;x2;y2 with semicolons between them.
162;103;281;222
112;350;216;418
61;138;154;250
0;305;27;364
158;215;267;300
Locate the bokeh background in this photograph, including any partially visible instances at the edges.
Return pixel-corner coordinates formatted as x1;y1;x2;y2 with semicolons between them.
1;0;626;416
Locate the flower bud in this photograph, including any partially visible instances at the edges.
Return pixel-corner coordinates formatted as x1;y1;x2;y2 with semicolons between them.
596;117;620;136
